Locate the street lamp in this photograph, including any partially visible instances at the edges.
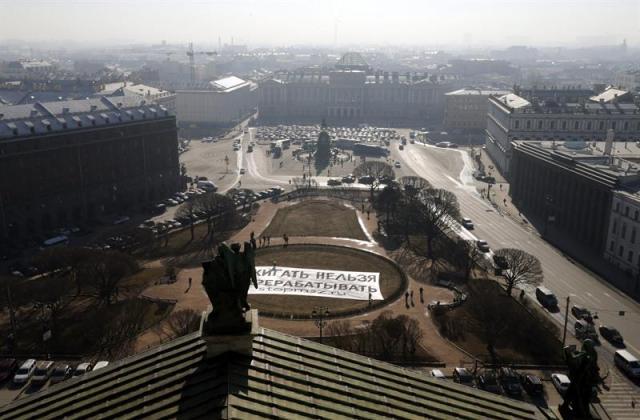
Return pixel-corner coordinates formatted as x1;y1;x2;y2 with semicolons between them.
312;306;330;343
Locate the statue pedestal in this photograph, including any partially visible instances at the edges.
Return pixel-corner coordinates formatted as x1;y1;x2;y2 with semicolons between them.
200;309;259;359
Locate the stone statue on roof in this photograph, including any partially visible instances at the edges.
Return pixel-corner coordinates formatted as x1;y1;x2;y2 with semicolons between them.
559;340;601;419
201;241;257;335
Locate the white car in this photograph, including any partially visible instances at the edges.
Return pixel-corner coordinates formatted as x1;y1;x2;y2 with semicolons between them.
93;361;109;371
551;373;571;396
73;362;92;378
13;359;37;385
430;369;446;379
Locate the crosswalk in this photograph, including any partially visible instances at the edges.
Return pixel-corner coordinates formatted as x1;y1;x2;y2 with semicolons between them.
599;371;640;419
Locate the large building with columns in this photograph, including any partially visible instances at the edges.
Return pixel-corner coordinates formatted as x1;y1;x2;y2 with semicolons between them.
486;87;640;176
258;52;452;126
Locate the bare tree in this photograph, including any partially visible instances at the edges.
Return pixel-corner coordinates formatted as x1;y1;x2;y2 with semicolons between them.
176;200;197;241
165;309;201;338
452;239;486;280
375;183;403;227
83;251;139;305
493;248;543;295
325;319;355;352
399;176;432;201
193;192;238;245
353;161;395;200
415;188;461;259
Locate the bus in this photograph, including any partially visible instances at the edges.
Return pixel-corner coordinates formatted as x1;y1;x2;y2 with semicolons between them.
42;235;69;248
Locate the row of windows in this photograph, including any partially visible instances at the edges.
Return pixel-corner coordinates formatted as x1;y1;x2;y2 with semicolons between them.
613;201;640;220
609;241;640;266
611;219;637;243
514;119;638;131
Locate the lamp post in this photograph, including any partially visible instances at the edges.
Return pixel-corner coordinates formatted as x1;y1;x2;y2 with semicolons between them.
312;306;330;343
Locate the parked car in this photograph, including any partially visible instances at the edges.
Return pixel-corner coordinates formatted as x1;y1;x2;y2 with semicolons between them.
358;175;375;184
520;374;544;395
239;168;246;174
599;325;624;347
342;175;355;183
0;358;18;382
477;371;501;394
327;178;342;186
394;161;401;168
571;305;594;323
430;369;446;379
551;373;571;396
535;286;558;309
93;361;109;371
165;199;179;206
31;361;55;385
476;240;490;252
575;319;598;341
453;367;474;387
73;362;92;378
461;217;474;230
499;367;522;396
13;359;37;385
50;364;72;384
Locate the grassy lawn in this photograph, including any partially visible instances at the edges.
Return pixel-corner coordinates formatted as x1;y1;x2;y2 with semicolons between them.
249;244;405;317
261;200;368;240
433;279;564;365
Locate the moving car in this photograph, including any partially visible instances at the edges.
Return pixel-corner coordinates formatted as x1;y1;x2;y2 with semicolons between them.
13;359;37;385
461;217;474;230
0;359;18;382
50;364;72;384
358;175;375;184
239;168;246;174
599;325;624;347
452;367;474;387
551;373;571;396
520;374;544;395
499;367;522;396
429;369;446;379
394;161;401;168
73;362;92;378
535;286;558;309
32;361;55;385
476;240;490;252
614;349;640;379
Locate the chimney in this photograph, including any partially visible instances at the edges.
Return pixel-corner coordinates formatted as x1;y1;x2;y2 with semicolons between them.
604;129;615;156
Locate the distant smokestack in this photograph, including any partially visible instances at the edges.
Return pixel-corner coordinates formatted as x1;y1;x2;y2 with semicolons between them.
604;129;615;156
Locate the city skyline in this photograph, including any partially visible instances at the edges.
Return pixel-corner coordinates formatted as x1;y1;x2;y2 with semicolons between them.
0;0;638;48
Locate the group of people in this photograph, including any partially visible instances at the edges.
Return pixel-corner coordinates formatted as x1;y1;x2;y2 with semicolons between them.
405;287;424;308
253;233;290;247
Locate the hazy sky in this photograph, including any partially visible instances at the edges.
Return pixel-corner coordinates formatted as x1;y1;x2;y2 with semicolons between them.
1;0;638;47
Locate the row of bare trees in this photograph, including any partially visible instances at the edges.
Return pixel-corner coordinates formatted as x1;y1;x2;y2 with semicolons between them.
175;192;239;243
325;311;424;362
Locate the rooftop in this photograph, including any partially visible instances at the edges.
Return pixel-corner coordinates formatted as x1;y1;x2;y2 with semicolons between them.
589;87;631;103
335;52;370;70
0;96;172;140
446;88;510;96
0;325;554;419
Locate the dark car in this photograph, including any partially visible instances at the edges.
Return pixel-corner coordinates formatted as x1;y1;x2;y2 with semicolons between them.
327;178;342;186
571;305;594;323
453;367;474;387
341;175;355;184
358;175;375;184
599;325;624;347
520;374;544;395
477;371;501;394
0;358;18;382
379;175;395;184
500;367;522;396
50;364;72;384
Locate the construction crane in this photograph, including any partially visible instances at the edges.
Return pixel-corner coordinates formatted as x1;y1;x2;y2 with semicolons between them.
186;42;217;82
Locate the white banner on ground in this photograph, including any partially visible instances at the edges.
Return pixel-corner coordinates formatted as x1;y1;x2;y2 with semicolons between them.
249;266;383;300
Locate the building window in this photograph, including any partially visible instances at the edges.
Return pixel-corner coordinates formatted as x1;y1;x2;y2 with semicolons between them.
619;245;624;257
632;228;636;244
610;241;615;251
526;120;531;129
628;250;633;263
600;121;605;130
514;120;520;129
613;220;617;234
574;121;579;130
615;202;620;212
550;120;556;129
625;206;630;216
612;122;617;130
622;223;627;239
587;121;592;130
562;120;567;130
624;121;629;131
537;120;543;129
635;210;638;221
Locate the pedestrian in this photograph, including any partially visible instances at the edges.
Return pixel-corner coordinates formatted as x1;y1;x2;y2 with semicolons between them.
188;277;192;288
361;203;365;212
503;198;507;206
419;287;424;303
405;291;409;307
368;292;372;307
499;183;503;191
366;210;370;220
267;236;271;245
250;231;257;249
410;289;414;306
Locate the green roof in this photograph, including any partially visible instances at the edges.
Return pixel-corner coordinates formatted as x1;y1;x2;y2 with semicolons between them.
0;327;556;419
